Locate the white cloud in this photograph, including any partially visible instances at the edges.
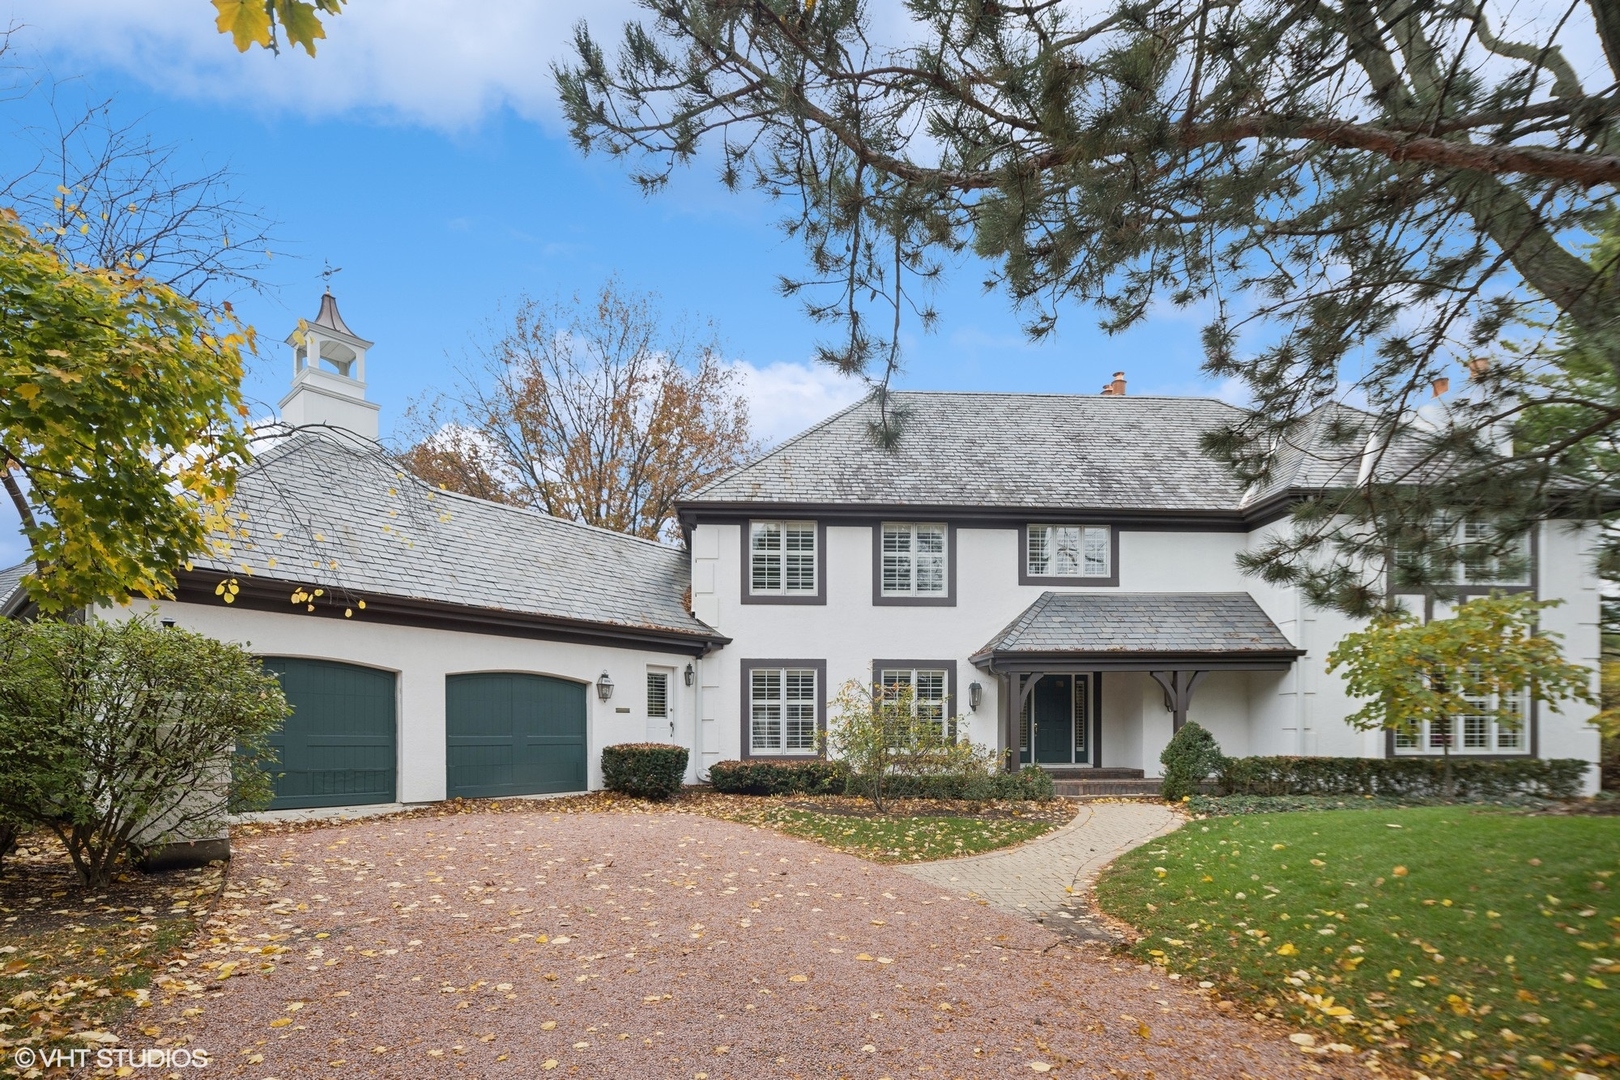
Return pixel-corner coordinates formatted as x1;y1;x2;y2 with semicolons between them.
728;359;866;447
5;0;640;131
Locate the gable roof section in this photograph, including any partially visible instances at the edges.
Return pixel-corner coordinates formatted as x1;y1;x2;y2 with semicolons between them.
973;591;1302;663
689;392;1251;512
184;432;722;649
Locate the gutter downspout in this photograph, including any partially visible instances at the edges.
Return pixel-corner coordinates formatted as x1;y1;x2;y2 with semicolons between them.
693;654;705;783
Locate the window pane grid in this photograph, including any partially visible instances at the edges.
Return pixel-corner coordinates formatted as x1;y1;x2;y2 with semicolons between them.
1027;525;1110;579
750;667;817;755
1393;692;1529;756
751;521;817;595
880;524;946;596
647;672;669;719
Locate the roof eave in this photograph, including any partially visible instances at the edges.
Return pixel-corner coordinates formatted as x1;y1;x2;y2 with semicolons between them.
174;570;730;656
970;648;1306;672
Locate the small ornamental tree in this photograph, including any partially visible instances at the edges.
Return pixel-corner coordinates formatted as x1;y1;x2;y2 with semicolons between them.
0;616;288;886
1326;593;1597;796
825;679;990;812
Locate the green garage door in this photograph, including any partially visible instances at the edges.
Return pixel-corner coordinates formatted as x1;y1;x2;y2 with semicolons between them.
263;658;396;809
446;673;587;798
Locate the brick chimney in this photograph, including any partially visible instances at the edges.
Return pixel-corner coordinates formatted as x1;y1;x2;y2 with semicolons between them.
1101;371;1126;396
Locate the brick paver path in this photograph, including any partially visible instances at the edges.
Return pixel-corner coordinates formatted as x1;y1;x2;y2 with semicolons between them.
899;800;1181;940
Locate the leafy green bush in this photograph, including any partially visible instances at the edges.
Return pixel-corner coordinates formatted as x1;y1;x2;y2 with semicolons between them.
707;758;850;795
0;616;288;887
1217;755;1587;798
1160;721;1226;800
851;765;1056;801
600;743;689;800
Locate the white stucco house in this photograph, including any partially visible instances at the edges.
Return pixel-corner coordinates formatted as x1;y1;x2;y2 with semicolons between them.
2;294;1603;807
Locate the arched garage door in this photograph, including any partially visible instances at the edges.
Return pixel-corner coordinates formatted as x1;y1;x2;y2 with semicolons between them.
446;673;587;799
262;658;397;810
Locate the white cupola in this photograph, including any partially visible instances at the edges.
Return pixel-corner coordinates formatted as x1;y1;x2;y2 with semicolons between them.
277;290;380;440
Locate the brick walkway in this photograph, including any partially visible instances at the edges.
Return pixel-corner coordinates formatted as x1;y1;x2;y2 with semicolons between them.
899;800;1182;941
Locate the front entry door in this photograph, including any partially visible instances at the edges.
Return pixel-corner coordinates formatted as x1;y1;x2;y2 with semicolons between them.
1024;673;1091;765
1033;675;1074;764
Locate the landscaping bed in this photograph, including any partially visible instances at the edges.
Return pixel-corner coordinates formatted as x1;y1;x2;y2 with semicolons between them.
1095;805;1619;1079
0;832;223;1069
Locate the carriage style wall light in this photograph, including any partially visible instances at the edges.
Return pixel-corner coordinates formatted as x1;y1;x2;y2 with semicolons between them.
684;663;695;686
968;682;983;712
596;671;614;701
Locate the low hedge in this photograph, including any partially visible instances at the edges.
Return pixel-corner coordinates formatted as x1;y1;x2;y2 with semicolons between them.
846;766;1056;801
601;743;689;800
1217;755;1587;799
707;758;850;796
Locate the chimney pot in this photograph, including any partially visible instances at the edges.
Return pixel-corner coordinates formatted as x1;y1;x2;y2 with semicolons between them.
1109;372;1127;396
1431;376;1450;397
1466;357;1491;378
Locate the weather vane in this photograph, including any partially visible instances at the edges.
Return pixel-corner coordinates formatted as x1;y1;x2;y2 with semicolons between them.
320;260;343;290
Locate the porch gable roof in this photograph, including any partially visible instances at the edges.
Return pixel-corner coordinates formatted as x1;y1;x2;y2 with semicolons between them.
971;591;1304;671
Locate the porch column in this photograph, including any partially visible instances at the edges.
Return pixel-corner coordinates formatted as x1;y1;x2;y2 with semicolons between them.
1149;670;1207;733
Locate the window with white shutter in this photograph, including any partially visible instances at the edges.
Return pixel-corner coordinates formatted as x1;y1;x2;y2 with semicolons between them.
877;666;953;738
750;521;818;596
880;523;947;597
748;666;819;755
646;671;669;718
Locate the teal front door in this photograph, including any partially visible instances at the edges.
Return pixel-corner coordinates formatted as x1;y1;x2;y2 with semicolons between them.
262;658;397;809
445;673;587;798
1032;675;1074;764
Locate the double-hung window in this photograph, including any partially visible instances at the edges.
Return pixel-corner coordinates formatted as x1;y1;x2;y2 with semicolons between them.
749;666;819;755
750;521;818;596
876;666;953;738
1458;521;1531;586
1393;689;1527;754
1026;525;1111;580
880;523;947;597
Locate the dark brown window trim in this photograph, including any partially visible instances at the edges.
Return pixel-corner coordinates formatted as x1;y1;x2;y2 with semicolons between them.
739;658;828;760
871;522;957;607
1017;523;1121;588
870;659;958;719
739;521;827;606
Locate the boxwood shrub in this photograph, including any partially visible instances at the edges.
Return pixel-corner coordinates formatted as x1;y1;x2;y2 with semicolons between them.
601;743;689;800
1217;755;1587;799
1159;721;1226;800
706;758;850;795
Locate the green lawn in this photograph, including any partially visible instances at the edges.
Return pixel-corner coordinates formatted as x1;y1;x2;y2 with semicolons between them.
691;797;1065;862
1096;807;1620;1078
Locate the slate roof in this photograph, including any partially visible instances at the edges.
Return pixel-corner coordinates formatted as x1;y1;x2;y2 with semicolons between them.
188;431;720;643
1239;402;1371;508
0;559;29;617
973;592;1301;659
689;392;1252;511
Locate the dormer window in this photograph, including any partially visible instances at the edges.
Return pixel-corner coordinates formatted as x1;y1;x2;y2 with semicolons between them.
1023;524;1115;585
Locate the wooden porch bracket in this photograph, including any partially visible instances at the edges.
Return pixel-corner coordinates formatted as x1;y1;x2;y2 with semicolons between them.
1149;669;1207;733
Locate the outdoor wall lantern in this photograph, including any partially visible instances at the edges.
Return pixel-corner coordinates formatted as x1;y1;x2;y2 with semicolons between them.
596;671;614;702
968;682;983;712
684;663;695;686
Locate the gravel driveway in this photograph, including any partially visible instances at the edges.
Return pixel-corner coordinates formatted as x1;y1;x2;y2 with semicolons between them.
133;809;1353;1078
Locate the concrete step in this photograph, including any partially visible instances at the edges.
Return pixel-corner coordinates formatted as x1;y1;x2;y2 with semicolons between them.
1053;778;1163;797
1042;767;1145;781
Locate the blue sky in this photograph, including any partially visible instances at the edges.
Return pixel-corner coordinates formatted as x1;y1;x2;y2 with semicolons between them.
0;1;1234;566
